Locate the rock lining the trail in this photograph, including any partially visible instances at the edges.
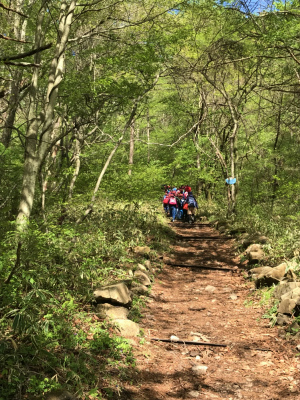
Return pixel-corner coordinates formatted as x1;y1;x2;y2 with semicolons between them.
94;282;132;307
245;243;265;264
93;261;154;337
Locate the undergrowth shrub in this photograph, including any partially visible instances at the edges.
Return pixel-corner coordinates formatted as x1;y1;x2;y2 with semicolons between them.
0;199;171;399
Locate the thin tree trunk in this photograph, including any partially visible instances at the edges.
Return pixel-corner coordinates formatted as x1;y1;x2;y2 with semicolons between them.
69;136;82;199
128;121;134;175
1;0;28;148
271;94;283;211
147;110;150;163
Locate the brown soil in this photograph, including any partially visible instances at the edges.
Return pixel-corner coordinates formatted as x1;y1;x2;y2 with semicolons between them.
122;222;300;400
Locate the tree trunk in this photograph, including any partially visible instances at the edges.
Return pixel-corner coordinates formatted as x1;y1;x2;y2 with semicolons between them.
147;110;150;163
69;136;82;199
1;0;28;147
16;0;76;230
128;121;135;175
271;94;283;211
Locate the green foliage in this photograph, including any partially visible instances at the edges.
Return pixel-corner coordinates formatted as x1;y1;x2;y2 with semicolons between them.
0;199;172;399
128;295;147;323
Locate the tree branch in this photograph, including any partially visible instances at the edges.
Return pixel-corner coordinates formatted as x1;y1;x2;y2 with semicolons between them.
0;43;52;62
3;61;40;67
0;34;31;43
0;2;29;18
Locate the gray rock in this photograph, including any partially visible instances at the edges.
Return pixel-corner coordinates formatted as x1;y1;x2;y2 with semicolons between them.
269;263;287;280
205;285;216;293
144;260;153;272
245;243;263;255
131;283;149;296
187;390;200;398
243;234;269;248
94;282;132;307
133;246;151;257
281;287;300;301
278;299;297;315
134;270;151;286
287;321;300;333
96;303;129;319
192;365;208;375
249;266;273;278
249;249;265;264
255;263;287;288
245;244;265;264
273;282;300;300
114;319;140;337
136;263;148;273
284;269;298;282
276;313;290;326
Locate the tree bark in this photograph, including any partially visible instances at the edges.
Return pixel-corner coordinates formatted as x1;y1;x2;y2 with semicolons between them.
128;121;135;175
16;0;76;231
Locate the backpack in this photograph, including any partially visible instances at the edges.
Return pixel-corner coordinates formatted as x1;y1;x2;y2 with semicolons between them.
187;196;196;207
169;197;177;205
163;197;169;204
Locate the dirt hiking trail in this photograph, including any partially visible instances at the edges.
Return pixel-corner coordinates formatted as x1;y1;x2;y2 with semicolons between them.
123;223;300;400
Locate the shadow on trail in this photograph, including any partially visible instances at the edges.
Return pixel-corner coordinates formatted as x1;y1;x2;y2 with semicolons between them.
118;367;279;400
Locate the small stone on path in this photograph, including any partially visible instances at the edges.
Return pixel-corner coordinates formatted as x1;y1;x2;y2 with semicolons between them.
205;285;216;293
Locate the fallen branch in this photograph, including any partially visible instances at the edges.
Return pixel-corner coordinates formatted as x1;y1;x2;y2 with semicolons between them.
165;261;235;272
151;338;272;352
176;235;232;240
151;338;227;347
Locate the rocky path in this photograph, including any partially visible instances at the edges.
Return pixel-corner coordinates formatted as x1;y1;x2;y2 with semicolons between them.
123;223;300;400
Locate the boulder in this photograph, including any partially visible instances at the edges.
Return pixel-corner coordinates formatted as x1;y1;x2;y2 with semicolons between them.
269;263;287;280
277;299;297;315
273;282;300;300
281;287;300;301
276;313;290;326
255;263;287;288
249;266;273;279
96;303;129;319
94;282;132;307
287;321;300;334
144;260;154;273
242;234;269;248
134;270;151;286
114;319;140;337
131;282;149;296
136;263;148;273
133;246;151;257
284;269;298;282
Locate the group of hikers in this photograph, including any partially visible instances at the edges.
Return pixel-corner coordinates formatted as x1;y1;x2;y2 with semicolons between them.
162;185;198;223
